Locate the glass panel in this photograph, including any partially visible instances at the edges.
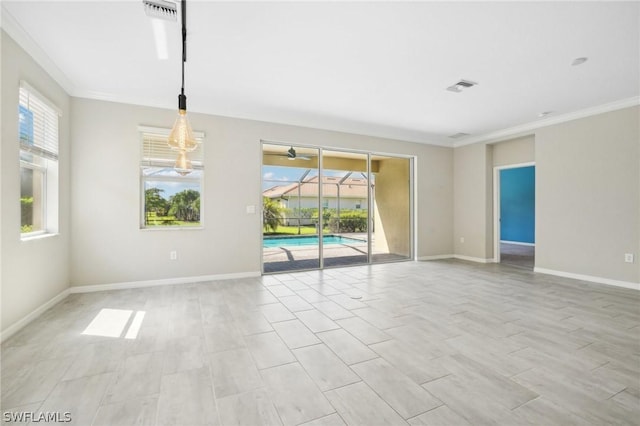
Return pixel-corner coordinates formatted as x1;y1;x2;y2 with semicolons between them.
321;150;369;268
262;143;320;272
371;155;412;262
20;165;44;233
143;169;201;227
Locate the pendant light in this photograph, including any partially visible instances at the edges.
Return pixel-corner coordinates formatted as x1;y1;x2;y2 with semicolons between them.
168;0;197;173
174;150;193;176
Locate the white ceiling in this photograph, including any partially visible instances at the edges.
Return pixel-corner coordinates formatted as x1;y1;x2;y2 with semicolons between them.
2;1;639;146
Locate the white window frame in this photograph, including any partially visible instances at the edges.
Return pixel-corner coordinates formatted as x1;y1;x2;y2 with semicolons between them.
139;126;205;230
19;81;61;239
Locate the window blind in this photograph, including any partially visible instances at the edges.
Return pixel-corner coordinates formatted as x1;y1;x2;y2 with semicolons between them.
141;132;203;169
19;83;60;161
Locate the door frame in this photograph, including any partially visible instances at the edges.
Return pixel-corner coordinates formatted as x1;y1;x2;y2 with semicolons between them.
493;162;535;263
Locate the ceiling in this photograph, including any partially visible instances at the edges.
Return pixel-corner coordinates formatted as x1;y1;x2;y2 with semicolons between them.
2;1;639;146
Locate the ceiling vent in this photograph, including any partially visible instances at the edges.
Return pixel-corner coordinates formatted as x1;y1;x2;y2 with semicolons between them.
446;79;478;93
143;0;177;21
448;132;470;139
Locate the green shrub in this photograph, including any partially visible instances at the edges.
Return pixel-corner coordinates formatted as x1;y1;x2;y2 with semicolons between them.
329;212;367;233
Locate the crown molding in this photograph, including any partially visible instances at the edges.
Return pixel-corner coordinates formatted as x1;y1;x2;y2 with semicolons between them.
453;96;640;148
1;5;76;95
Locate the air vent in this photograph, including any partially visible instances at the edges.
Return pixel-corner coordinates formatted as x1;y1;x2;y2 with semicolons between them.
446;79;478;93
448;132;470;139
143;0;177;21
456;80;476;88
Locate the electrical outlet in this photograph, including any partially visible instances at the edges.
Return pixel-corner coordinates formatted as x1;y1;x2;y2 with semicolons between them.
624;253;634;263
170;250;178;261
460;237;465;243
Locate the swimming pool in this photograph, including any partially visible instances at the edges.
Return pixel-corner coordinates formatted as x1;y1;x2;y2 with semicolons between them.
263;235;366;248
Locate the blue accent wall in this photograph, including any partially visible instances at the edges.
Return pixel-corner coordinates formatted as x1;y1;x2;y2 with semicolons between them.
500;166;535;243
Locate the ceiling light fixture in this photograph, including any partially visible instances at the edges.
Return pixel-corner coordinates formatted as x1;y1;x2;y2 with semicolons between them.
446;79;478;93
167;0;198;175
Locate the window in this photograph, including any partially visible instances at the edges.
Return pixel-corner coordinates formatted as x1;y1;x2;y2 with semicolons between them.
19;82;60;237
140;127;204;228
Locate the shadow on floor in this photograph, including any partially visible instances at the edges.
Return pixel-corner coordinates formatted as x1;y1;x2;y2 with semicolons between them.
264;253;409;273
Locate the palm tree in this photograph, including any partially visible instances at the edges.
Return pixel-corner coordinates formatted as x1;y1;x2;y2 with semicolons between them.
263;197;283;233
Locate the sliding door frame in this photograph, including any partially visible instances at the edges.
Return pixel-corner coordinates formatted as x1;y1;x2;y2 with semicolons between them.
261;140;415;273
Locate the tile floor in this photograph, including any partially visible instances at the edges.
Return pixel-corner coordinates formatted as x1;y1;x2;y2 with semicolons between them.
500;243;535;270
1;260;639;425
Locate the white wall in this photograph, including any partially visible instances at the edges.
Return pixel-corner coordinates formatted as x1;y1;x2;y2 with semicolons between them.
453;107;639;284
535;106;639;283
492;135;535;167
453;143;492;260
1;31;71;335
70;98;454;287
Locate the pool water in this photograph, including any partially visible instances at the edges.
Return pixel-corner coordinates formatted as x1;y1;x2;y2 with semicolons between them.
263;235;365;248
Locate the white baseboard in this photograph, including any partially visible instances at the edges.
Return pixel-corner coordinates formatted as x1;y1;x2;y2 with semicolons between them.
418;254;454;261
69;271;262;294
454;254;495;264
418;254;495;264
534;267;640;291
0;288;70;344
500;240;535;247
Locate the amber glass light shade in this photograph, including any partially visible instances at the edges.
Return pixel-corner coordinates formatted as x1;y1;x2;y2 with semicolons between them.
174;150;192;175
168;109;197;152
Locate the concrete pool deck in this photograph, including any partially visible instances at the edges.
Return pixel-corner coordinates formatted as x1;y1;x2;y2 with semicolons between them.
262;233;409;272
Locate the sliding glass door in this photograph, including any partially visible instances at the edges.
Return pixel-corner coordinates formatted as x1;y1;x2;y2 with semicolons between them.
262;142;413;273
321;150;370;268
262;144;320;273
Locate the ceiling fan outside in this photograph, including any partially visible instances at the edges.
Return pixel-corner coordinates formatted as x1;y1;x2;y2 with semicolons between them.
264;146;313;160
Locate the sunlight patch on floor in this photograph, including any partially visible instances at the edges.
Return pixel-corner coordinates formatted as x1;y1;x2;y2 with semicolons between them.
82;308;146;339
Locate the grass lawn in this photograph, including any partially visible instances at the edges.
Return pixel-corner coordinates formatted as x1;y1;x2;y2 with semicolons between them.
146;215;200;227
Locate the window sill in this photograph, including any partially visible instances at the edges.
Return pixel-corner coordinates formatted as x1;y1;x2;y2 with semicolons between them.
140;227;204;232
21;232;59;242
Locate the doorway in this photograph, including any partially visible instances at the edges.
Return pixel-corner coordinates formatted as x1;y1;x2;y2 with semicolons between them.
493;163;535;269
261;142;413;273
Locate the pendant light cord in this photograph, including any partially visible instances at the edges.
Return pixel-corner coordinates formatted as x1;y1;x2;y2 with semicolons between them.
178;0;187;109
181;0;186;95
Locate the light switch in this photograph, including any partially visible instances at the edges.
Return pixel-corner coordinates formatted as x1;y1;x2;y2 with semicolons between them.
246;205;256;214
